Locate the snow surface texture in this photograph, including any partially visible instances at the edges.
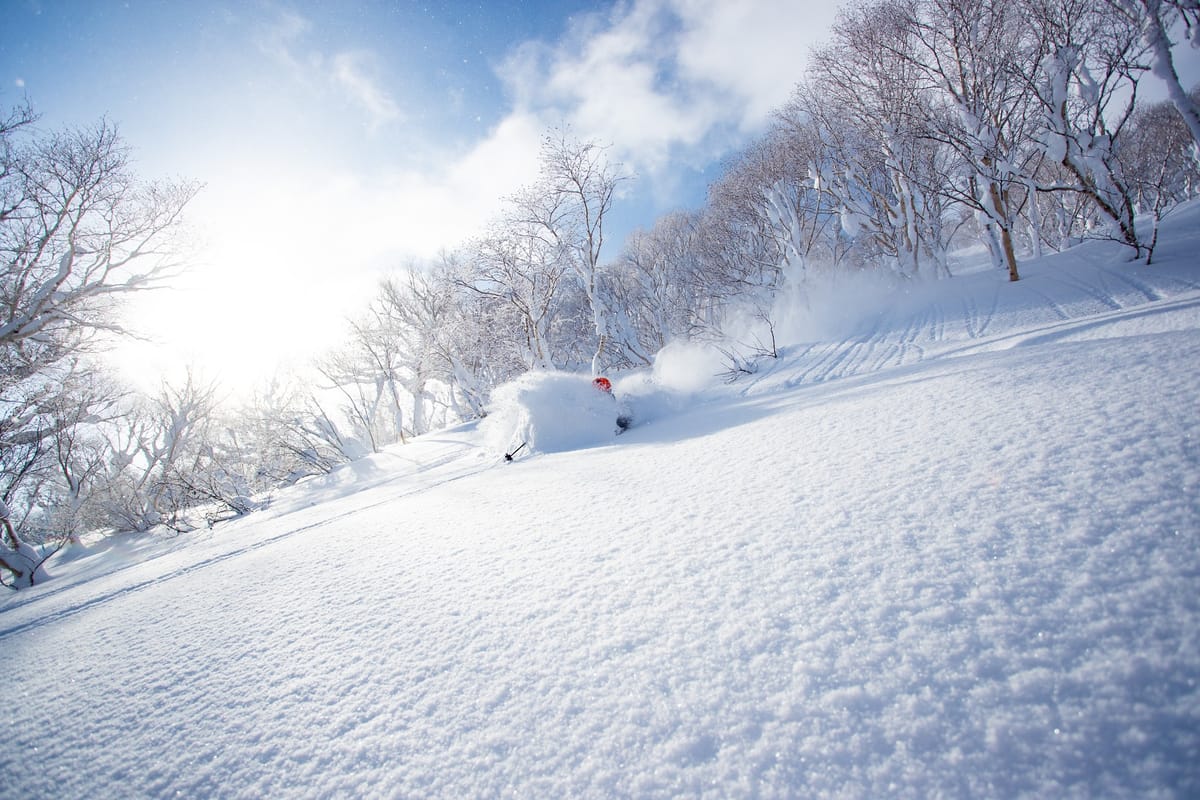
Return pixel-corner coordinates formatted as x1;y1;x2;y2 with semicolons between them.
4;205;1200;798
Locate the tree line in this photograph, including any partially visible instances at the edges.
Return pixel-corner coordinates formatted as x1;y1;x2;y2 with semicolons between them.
3;0;1198;586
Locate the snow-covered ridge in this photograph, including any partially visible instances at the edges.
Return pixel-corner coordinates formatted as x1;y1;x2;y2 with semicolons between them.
2;205;1198;798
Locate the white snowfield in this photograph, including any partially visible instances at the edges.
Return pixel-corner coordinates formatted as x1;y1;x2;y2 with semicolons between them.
4;207;1200;798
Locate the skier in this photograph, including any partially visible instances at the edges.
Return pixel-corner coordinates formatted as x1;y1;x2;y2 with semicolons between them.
592;376;632;432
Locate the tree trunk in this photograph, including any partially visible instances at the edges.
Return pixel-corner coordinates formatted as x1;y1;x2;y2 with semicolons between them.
989;182;1021;281
2;517;20;549
0;555;23;580
1001;227;1020;282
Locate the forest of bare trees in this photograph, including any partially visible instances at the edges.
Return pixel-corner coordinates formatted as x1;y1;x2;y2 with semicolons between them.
4;0;1199;586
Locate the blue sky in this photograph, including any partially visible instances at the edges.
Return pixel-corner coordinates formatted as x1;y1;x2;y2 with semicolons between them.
5;2;588;166
5;0;1196;389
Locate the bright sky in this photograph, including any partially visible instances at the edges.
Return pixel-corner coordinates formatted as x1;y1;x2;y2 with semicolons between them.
3;1;1196;393
1;0;854;391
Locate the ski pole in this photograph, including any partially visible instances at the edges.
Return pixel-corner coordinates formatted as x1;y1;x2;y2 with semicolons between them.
504;442;527;462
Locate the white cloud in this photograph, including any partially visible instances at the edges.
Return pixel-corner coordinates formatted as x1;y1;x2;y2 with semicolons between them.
495;0;845;180
332;51;401;130
672;0;834;125
498;1;716;173
444;112;544;207
545;3;722;167
255;8;311;74
239;1;845;261
256;9;401;132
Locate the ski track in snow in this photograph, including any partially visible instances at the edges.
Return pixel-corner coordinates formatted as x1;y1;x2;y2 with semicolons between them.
3;209;1200;798
0;439;498;638
773;238;1200;393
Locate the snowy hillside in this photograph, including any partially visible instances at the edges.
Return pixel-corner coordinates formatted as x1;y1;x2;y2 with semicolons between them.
3;206;1199;798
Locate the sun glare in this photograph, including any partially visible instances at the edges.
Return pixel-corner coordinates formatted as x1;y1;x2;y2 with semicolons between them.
114;172;382;396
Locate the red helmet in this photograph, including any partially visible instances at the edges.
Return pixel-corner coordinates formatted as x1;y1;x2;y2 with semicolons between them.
592;376;612;393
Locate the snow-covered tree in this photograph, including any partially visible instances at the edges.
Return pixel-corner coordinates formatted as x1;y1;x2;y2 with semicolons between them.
1;105;198;554
513;129;633;373
425;254;527;419
686;139;810;333
1024;0;1147;256
457;221;570;372
38;365;124;540
0;494;53;588
1105;0;1200;153
801;0;958;279
240;374;353;481
371;271;453;437
1023;158;1105;253
375;265;510;424
1;114;199;358
315;320;408;455
900;0;1040;280
613;211;707;354
94;373;220;533
1118;86;1200;260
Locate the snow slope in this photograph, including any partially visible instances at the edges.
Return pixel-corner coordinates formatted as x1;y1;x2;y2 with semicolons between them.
3;207;1199;798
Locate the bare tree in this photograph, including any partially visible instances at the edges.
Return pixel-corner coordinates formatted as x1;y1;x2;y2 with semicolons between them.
317;268;491;447
423;254;526;419
1;106;198;552
688;140;803;329
1;116;200;352
314;334;404;455
41;365;123;541
96;373;219;533
613;211;708;354
513;129;631;373
457;222;569;371
239;374;353;480
420;259;503;420
373;271;451;437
